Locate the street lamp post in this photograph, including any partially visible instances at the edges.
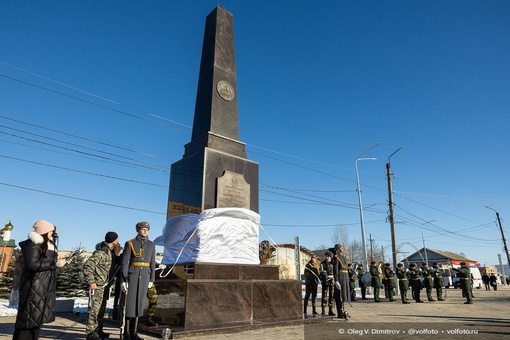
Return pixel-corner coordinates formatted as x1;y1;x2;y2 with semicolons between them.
420;220;435;265
355;142;380;272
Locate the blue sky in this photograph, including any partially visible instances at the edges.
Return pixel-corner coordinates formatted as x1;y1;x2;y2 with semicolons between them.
1;1;509;267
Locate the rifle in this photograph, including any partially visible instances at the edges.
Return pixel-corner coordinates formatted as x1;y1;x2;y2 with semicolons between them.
119;291;127;339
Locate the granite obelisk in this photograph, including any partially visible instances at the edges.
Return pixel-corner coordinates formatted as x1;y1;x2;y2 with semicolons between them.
167;5;259;219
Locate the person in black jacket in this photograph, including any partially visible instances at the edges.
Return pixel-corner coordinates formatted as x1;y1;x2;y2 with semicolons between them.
13;220;58;340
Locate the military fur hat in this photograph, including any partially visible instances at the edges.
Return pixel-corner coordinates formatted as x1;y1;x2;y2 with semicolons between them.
136;221;150;231
324;251;333;257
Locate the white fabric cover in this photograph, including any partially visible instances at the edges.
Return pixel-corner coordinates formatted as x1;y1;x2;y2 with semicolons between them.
154;208;260;265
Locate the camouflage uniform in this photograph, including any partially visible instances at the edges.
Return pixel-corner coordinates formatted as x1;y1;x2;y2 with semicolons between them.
319;255;335;316
83;241;113;334
146;284;158;316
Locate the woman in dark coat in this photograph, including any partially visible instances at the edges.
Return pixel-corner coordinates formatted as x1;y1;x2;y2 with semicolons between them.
14;220;58;340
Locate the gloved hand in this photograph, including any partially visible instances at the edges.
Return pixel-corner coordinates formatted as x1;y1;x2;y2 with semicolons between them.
148;282;154;289
121;282;128;293
335;281;341;290
158;264;167;270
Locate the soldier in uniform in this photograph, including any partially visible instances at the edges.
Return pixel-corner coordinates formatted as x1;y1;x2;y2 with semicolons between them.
421;263;435;301
356;264;367;300
121;222;156;340
383;263;396;302
332;244;350;317
304;254;320;316
432;263;445;301
396;263;410;304
348;263;357;301
408;263;423;303
144;284;158;326
452;262;473;304
369;261;382;302
83;232;119;340
319;251;335;316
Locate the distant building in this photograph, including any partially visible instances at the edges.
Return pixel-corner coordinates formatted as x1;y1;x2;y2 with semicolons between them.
400;247;477;267
266;243;317;280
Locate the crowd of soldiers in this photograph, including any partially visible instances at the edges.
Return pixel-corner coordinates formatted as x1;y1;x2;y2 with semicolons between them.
303;248;475;319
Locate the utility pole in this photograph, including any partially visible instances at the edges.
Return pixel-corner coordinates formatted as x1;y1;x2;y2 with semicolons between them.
369;233;374;262
386;146;403;272
486;207;510;270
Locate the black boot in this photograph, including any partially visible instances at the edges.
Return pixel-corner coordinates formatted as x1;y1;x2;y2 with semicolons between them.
336;305;343;319
130;317;144;340
328;306;336;316
145;315;158;326
303;302;308;315
123;318;131;340
97;324;110;339
86;331;103;340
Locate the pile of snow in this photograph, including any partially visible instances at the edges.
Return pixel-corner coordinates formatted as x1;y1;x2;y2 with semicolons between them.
0;297;107;317
154;208;260;265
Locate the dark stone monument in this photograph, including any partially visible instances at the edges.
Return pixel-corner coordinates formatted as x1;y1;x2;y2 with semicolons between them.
166;4;259;220
148;6;307;337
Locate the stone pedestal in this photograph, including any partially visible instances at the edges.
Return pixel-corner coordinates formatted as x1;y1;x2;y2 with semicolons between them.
151;263;302;331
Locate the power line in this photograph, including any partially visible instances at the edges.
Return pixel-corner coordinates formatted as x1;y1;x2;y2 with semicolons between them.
0;181;165;215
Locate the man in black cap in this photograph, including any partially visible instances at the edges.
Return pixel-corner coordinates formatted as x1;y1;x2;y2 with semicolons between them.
84;231;119;340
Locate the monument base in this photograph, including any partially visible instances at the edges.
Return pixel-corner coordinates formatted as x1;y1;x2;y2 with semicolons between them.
145;263;304;336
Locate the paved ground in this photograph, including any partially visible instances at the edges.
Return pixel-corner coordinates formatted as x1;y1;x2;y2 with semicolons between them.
1;286;509;339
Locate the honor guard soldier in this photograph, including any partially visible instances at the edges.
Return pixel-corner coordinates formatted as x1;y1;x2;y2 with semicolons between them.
121;222;156;340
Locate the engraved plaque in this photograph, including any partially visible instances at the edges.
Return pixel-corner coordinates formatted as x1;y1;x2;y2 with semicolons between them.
216;80;235;101
216;171;250;208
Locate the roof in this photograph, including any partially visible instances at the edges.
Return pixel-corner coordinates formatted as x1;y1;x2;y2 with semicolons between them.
401;247;475;263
